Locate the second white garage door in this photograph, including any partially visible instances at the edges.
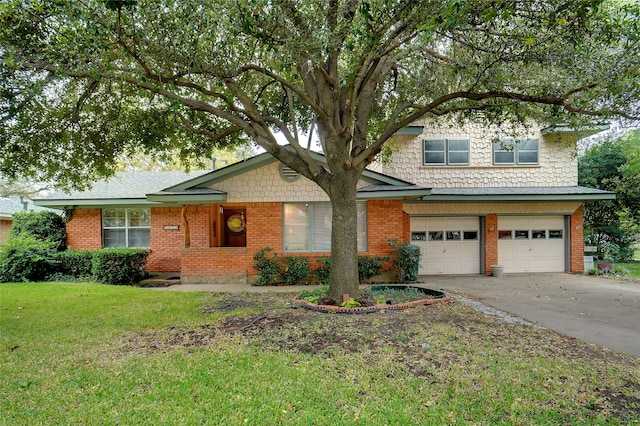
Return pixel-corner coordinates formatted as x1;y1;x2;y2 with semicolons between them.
498;216;565;273
410;217;480;274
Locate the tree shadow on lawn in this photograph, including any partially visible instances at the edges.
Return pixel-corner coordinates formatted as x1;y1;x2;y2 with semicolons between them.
123;292;640;420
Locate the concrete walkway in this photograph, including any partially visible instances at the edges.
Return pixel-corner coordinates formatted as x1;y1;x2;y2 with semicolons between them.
156;273;640;358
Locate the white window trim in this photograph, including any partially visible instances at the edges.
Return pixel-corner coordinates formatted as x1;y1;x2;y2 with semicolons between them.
493;139;539;165
423;139;470;166
102;208;151;248
283;202;367;252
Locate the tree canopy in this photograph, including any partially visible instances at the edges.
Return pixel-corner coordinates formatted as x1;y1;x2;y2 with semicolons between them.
1;0;639;298
579;130;640;260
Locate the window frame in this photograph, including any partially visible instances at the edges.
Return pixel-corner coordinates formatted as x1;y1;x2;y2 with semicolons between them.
492;139;539;165
423;139;470;166
283;202;368;252
102;207;151;248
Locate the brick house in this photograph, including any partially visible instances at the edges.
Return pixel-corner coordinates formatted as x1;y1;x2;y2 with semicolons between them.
35;122;614;283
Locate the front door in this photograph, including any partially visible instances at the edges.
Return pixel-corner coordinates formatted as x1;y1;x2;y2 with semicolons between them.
223;208;246;247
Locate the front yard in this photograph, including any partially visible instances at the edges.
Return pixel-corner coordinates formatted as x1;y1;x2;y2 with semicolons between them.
1;283;639;424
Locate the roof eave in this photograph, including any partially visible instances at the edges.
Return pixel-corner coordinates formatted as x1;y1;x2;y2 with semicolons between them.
541;124;610;138
357;189;431;200
34;198;157;209
415;193;616;202
146;193;227;204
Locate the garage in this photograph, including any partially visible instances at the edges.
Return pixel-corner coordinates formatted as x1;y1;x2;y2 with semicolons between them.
498;216;566;273
410;217;481;274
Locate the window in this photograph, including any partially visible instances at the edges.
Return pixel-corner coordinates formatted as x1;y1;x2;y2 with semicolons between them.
103;208;150;248
493;139;539;165
498;230;513;240
283;203;367;252
423;139;469;165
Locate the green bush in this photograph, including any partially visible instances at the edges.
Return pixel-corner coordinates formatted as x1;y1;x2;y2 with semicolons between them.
313;255;388;285
358;256;389;283
11;210;67;251
91;249;149;285
0;234;58;282
314;257;331;285
56;250;94;278
252;247;283;286
281;256;311;285
389;240;421;282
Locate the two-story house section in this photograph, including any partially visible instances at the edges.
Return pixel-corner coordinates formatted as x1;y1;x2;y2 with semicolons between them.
381;121;614;275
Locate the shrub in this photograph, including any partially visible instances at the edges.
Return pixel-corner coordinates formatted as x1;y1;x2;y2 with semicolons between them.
91;249;149;285
11;210;67;251
252;247;283;286
55;250;94;278
389;240;421;282
314;255;388;285
314;257;331;285
0;234;58;282
281;256;311;285
358;256;389;283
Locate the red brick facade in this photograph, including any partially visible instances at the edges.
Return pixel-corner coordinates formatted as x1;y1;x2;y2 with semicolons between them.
64;202;587;281
484;213;499;275
0;219;12;244
66;208;102;250
569;206;584;273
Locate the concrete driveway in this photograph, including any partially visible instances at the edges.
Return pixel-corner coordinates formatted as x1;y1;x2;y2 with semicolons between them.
427;273;640;358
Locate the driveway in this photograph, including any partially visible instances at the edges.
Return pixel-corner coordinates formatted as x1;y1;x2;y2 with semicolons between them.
427;273;640;358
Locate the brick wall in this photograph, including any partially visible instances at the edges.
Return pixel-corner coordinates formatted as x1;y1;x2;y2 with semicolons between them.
180;200;406;282
570;205;584;273
0;219;12;244
148;206;183;272
66;208;102;250
484;214;498;275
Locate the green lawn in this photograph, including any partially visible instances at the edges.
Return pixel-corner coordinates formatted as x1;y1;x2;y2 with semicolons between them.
1;283;639;425
618;262;640;278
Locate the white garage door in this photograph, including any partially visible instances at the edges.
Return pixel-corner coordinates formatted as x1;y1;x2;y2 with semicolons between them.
498;216;565;273
410;217;480;274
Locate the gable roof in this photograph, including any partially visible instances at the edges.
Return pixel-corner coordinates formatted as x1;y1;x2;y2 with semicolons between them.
148;150;429;204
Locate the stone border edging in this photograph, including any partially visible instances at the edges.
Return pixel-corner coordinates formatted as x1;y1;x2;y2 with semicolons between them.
291;295;451;314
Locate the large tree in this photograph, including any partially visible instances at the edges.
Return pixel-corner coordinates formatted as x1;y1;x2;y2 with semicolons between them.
1;0;639;300
579;130;640;259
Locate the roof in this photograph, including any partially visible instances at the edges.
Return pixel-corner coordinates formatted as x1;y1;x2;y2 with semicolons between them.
0;197;51;219
148;149;424;204
34;170;210;209
418;186;615;202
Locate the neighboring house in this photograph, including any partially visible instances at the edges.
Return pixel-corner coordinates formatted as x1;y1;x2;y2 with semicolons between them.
0;197;49;243
35;122;614;283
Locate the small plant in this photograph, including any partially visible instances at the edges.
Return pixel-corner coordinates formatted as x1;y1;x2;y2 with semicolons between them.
389;240;421;282
341;297;361;308
252;247;283;286
281;256;311;285
298;286;329;304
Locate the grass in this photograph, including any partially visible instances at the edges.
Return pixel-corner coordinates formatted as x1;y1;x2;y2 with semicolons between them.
2;282;640;425
618;262;640;278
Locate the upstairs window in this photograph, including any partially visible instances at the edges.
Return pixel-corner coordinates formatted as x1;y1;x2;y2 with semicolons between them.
423;139;469;166
102;208;150;248
493;139;539;165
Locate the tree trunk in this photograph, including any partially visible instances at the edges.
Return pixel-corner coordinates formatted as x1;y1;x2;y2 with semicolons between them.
326;172;360;303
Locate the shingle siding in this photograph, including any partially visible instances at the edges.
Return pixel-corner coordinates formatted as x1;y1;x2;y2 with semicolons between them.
383;122;578;188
